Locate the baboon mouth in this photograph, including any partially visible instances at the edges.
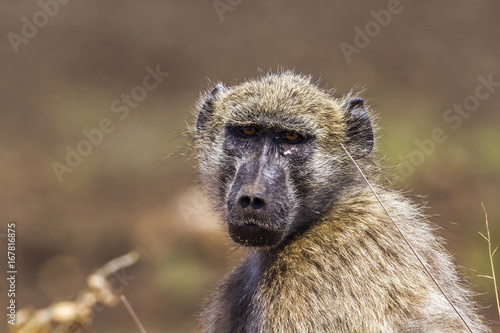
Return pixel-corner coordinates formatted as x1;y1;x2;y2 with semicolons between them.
228;223;283;247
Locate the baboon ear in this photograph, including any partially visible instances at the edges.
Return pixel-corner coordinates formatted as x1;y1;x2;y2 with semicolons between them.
197;83;227;131
344;97;374;156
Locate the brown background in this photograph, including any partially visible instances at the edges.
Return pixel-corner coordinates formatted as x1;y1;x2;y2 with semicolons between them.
1;1;499;332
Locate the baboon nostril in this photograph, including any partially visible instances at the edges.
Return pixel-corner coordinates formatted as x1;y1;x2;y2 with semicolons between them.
252;197;265;210
238;194;266;210
239;196;251;208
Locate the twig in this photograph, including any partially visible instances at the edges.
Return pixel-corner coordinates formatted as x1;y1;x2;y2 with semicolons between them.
340;143;474;333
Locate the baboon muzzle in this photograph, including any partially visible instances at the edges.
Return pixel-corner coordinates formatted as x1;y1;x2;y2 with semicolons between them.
226;155;289;247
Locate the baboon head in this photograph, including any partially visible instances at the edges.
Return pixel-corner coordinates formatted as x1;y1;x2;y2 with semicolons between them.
193;72;374;247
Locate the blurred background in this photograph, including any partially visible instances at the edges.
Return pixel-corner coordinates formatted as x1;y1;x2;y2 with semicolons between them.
1;1;499;332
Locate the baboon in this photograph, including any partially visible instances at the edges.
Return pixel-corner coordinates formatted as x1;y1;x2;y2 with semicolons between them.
192;71;489;332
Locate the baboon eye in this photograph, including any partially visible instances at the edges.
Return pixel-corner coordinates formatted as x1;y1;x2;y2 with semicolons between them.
239;126;259;137
280;131;302;143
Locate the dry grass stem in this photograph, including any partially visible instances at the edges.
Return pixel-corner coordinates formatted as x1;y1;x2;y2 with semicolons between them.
341;143;474;333
478;203;500;319
10;251;140;333
120;295;148;333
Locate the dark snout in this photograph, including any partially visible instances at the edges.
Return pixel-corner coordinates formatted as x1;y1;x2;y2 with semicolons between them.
236;183;267;216
227;156;290;247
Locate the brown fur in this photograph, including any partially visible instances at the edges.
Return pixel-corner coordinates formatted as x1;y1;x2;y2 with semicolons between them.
192;71;489;332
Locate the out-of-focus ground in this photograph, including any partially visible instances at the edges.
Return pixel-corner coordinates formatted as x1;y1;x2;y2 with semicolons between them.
1;1;499;332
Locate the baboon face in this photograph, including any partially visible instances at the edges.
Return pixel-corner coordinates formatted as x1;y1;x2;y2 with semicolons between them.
194;73;373;247
222;124;314;246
